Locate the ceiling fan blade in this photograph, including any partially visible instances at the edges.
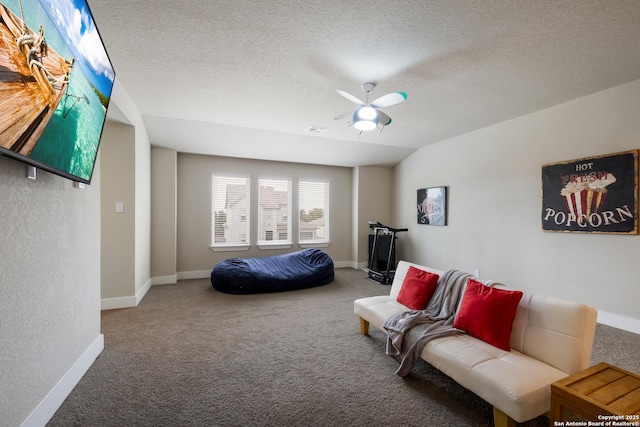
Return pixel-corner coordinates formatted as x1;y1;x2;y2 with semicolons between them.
377;111;392;126
371;91;407;108
336;89;364;106
334;110;355;120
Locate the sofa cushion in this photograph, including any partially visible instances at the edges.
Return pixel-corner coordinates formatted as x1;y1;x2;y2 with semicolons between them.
453;279;523;351
396;266;440;310
421;334;568;422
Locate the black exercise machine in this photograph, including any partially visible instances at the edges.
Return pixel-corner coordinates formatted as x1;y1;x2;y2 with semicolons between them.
367;221;408;284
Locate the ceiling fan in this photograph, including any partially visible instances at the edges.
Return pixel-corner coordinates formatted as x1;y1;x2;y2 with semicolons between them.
334;83;407;132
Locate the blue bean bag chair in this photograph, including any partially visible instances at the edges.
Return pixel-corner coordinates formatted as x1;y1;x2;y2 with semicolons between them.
210;248;334;294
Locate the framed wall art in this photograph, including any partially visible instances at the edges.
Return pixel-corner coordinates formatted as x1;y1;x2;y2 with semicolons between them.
417;187;447;225
541;150;639;234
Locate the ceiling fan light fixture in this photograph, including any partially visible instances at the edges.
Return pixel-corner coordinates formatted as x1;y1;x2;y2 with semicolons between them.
354;119;378;131
353;106;378;131
336;83;406;133
356;106;377;120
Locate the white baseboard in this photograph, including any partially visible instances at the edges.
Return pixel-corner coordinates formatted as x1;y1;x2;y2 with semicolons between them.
152;274;178;285
100;295;137;310
101;278;151;310
597;310;640;335
136;278;152;304
356;261;369;269
177;270;211;280
333;261;355;268
21;334;104;427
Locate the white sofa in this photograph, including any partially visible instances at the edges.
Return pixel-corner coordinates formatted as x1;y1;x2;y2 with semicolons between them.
354;261;597;427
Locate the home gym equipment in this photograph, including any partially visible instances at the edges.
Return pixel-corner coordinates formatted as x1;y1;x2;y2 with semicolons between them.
367;221;408;284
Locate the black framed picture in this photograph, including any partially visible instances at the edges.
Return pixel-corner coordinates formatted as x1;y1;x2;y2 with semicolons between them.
541;150;639;234
417;187;447;225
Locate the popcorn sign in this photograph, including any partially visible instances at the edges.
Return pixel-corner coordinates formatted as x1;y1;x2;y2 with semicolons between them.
541;150;639;234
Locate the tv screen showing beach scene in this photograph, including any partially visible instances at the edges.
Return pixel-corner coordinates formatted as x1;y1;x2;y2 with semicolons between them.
0;0;114;184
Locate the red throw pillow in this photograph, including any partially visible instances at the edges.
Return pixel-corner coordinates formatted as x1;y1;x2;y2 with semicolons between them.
396;266;440;310
453;278;523;351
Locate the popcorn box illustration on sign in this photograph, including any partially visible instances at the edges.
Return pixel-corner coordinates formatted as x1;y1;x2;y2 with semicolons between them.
542;150;638;234
560;173;616;219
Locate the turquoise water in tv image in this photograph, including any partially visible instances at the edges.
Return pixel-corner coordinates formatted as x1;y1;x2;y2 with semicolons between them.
3;0;113;182
29;65;106;182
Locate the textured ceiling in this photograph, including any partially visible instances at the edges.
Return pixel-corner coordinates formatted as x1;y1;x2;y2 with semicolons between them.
90;0;640;167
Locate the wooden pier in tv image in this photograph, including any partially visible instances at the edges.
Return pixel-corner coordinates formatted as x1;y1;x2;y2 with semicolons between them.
0;1;73;156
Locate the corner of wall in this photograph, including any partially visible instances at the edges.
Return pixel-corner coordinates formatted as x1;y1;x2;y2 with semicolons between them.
20;336;104;427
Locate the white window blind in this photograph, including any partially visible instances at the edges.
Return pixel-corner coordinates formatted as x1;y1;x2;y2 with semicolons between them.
299;180;329;243
258;178;292;244
211;175;250;246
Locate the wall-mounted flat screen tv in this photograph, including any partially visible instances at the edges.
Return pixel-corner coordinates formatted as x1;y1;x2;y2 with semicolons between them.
0;0;115;184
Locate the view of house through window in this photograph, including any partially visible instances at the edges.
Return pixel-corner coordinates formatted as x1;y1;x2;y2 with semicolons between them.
299;180;329;243
258;178;292;244
211;175;329;247
211;175;250;246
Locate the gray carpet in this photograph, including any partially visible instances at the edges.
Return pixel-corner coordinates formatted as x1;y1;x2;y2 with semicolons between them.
48;268;640;427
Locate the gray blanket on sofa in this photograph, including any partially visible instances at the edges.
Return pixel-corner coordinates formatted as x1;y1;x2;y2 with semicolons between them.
383;269;472;377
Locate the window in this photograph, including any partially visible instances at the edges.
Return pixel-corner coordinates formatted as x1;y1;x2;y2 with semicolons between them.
211;175;250;247
299;180;329;244
211;175;330;249
258;178;292;245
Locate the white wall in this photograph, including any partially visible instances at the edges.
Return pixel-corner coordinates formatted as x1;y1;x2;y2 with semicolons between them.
100;81;152;309
150;147;177;282
352;166;394;267
0;76;151;426
101;122;136;300
394;79;640;330
0;155;102;426
134;118;151;297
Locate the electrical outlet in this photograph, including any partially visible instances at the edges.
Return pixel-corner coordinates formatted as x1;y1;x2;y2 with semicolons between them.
474;269;480;277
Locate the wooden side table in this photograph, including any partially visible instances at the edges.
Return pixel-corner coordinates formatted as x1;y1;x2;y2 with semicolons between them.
550;362;640;425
